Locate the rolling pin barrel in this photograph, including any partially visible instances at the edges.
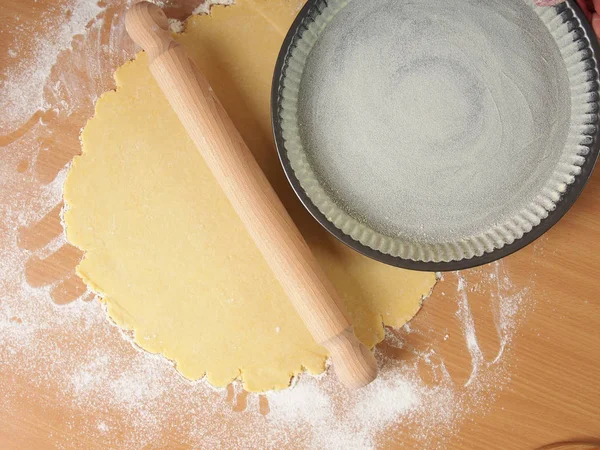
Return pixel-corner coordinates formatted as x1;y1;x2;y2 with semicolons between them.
125;2;378;389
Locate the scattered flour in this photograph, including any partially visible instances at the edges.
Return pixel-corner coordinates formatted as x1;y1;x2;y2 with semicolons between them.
192;0;235;15
0;0;103;130
0;157;533;448
0;1;536;449
168;18;185;33
258;267;531;449
456;275;485;385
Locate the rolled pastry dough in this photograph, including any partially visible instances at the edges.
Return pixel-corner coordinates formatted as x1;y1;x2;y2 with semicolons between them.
63;0;437;392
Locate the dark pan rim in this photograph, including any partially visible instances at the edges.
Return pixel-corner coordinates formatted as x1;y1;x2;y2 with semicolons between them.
271;0;600;272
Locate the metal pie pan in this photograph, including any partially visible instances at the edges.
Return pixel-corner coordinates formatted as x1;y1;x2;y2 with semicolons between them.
272;0;600;271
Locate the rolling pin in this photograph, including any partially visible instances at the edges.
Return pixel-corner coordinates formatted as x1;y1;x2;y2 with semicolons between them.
125;2;378;389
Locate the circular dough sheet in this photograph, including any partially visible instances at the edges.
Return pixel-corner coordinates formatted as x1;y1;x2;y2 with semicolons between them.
63;0;437;392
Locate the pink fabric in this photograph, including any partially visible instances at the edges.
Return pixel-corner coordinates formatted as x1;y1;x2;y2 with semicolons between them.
536;0;599;35
535;0;566;5
535;0;587;13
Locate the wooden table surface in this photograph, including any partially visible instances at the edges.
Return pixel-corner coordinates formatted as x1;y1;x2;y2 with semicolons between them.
1;1;599;449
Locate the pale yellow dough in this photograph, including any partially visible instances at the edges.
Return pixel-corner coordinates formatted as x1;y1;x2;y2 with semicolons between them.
64;0;437;392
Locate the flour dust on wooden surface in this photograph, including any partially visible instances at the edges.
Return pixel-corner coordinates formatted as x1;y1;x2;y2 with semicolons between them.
0;1;535;449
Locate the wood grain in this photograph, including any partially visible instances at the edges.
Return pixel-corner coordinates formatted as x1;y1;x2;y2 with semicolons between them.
0;0;599;449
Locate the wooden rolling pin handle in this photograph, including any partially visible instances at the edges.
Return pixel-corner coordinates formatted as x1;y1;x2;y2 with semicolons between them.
125;2;377;389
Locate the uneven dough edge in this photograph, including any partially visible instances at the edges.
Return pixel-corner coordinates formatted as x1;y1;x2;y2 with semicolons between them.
63;0;437;392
